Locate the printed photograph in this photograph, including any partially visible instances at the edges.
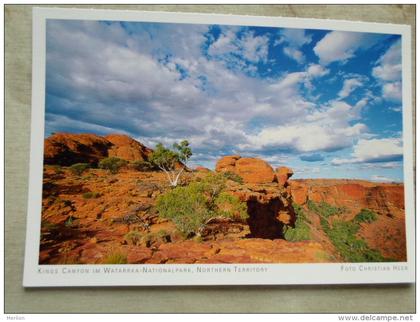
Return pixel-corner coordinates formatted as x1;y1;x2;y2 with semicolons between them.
40;18;406;265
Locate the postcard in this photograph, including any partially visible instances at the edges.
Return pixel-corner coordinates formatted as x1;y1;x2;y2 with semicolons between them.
23;7;414;286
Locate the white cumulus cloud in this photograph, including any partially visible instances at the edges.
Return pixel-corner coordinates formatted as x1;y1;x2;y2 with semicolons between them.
239;31;270;63
372;39;402;102
338;78;363;99
372;39;402;82
307;64;329;78
283;46;305;64
276;29;312;64
314;31;384;65
241;99;368;153
207;29;269;64
383;82;402;101
331;138;403;165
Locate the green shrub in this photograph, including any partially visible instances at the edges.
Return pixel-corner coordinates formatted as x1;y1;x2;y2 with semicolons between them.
82;191;100;199
156;229;171;239
103;251;127;264
69;163;90;176
124;230;143;246
156;173;248;236
222;171;244;184
325;220;386;262
319;216;330;233
308;200;346;218
215;192;248;221
156;184;211;236
284;203;311;241
144;230;171;245
197;172;227;197
354;209;378;223
131;160;155;171
99;157;128;174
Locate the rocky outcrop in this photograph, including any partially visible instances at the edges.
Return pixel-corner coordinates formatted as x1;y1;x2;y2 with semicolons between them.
41;133;407;264
215;155;241;173
215;155;276;184
44;132;153;166
289;181;308;205
40;161;300;264
229;182;296;239
141;238;332;264
276;166;294;187
289;179;406;261
235;158;276;184
105;134;152;162
49;237;333;265
44;133;112;166
289;179;404;215
214;156;296;238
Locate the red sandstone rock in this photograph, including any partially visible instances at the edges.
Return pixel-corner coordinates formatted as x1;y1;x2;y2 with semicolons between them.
39;134;406;265
215;155;276;184
127;247;153;264
44;133;111;166
290;179;404;215
235;158;276;184
228;182;295;239
276;166;294;187
105;134;152;162
215;155;241;172
277;211;293;225
44;132;153;166
195;166;211;173
289;179;406;261
289;181;308;205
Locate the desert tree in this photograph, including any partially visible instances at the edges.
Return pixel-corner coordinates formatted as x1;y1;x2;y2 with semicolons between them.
149;140;192;187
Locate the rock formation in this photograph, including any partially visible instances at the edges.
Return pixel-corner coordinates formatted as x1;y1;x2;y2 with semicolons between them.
44;132;152;166
105;134;152;162
289;179;404;214
44;133;111;166
40;133;407;264
276;166;294;187
215;155;276;184
229;182;296;239
289;179;406;261
215;155;240;173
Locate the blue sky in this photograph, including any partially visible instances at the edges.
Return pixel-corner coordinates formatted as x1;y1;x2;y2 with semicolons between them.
45;19;404;182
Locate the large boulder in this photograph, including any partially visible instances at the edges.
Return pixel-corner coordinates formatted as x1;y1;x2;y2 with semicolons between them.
276;166;294;187
215;155;275;184
105;134;152;162
289;181;308;205
235;158;276;184
215;155;241;173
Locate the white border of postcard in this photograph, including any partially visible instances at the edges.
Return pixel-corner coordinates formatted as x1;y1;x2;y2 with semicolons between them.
23;7;414;287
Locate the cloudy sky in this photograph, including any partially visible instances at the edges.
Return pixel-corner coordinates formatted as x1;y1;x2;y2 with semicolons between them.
45;19;404;181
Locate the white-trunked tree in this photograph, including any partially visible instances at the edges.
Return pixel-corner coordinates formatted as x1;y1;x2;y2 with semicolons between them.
149;140;192;187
